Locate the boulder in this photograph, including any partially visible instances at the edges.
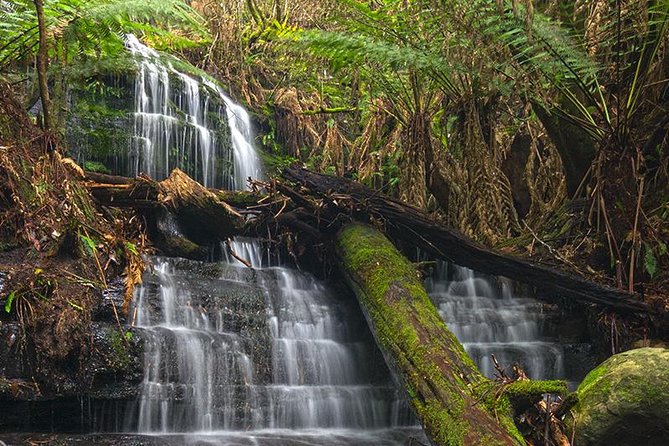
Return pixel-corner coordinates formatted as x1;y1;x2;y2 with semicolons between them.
568;347;669;445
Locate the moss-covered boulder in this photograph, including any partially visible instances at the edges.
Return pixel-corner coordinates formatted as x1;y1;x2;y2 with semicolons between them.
568;347;669;446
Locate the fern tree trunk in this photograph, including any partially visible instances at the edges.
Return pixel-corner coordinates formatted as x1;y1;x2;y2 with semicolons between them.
533;102;596;197
33;0;51;131
335;223;525;446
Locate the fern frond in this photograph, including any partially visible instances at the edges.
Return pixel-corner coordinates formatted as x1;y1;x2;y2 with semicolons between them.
0;0;207;70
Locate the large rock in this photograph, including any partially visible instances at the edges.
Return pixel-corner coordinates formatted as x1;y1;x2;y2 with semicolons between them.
569;347;669;445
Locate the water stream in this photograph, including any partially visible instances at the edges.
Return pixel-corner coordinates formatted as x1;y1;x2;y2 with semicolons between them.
124;35;421;445
425;263;565;380
122;34;260;189
128;251;419;444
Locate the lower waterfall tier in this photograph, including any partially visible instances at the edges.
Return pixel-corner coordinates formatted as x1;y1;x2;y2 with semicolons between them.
129;251;418;439
426;261;594;384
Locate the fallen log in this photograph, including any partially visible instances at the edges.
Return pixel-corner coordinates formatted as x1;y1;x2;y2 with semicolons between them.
83;169;248;253
335;223;566;445
283;167;648;313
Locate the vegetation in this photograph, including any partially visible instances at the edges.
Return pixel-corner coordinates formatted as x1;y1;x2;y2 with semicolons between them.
4;0;666;300
185;0;669;305
0;0;668;443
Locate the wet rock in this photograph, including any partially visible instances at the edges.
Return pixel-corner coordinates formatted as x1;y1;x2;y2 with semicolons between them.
92;277;127;323
0;433;168;445
568;347;669;446
0;323;25;379
561;342;601;384
85;323;143;400
0;320;142;432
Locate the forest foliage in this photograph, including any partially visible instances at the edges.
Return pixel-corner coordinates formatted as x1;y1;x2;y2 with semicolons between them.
1;0;668;298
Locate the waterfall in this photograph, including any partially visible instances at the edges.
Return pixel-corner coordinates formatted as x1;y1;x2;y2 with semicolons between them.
204;79;261;189
130;253;419;443
124;34;258;189
425;262;565;379
127;36;422;445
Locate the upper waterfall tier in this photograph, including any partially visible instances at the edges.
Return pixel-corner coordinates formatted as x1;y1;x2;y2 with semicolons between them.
67;35;261;190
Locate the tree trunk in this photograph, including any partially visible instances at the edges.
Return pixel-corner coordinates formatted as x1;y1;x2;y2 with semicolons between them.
33;0;51;131
282;167;648;313
533;102;596;197
335;223;524;445
501;131;532;218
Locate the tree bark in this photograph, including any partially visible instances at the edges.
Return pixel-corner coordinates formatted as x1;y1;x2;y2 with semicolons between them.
501;131;532;218
282;167;648;313
33;0;51;131
335;223;531;445
533;102;596;197
84;169;247;247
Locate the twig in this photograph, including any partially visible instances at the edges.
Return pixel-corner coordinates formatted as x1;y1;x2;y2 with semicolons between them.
628;174;645;293
492;354;509;381
273;198;289;218
225;239;253;268
522;221;581;273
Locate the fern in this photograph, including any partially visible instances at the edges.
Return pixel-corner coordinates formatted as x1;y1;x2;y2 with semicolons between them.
0;0;208;70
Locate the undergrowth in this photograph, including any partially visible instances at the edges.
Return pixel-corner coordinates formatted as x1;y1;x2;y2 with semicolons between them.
0;82;146;393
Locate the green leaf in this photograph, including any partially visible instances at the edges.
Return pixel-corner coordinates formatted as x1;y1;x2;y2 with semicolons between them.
67;299;84;311
4;291;16;313
80;234;97;256
124;331;133;341
125;242;138;255
644;243;658;279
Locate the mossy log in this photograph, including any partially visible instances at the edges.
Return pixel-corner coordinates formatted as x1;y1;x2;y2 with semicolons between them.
335;223;526;445
284;167;648;314
504;379;569;414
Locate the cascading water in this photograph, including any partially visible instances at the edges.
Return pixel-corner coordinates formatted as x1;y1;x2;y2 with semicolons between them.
129;250;419;444
126;36;422;445
204;79;261;189
425;262;565;380
122;34;260;189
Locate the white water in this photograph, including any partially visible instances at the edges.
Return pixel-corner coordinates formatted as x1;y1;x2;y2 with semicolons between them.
127;35;421;445
426;262;565;379
125;34;259;189
130;252;417;442
204;79;262;189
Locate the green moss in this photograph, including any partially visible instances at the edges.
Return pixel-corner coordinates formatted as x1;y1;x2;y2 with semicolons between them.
569;348;669;445
501;379;568;415
577;360;609;394
108;328;131;369
505;379;568;399
83;161;111;174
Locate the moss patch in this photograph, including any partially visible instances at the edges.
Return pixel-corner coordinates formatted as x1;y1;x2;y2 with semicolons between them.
504;379;568;413
569;348;669;445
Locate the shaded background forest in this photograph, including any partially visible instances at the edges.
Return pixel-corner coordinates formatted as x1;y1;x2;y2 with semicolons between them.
2;0;668;302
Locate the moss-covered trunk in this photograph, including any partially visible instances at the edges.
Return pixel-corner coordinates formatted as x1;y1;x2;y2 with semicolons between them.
334;223;523;445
